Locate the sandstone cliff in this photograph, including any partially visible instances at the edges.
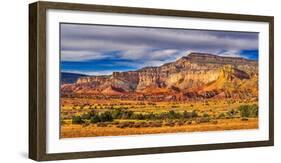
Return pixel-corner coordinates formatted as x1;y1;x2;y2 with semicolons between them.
61;52;258;100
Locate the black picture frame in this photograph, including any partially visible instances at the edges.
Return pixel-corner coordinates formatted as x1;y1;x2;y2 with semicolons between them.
29;1;274;161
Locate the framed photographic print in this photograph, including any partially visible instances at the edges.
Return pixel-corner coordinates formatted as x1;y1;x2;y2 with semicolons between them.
29;1;274;161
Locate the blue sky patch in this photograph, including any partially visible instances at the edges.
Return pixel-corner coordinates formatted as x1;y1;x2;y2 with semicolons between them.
60;24;259;75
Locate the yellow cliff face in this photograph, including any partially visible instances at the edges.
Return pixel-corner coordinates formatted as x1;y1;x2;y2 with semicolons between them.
166;69;221;90
61;53;258;100
200;65;258;98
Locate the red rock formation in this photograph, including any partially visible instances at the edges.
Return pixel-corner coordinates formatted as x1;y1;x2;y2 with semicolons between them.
61;52;258;100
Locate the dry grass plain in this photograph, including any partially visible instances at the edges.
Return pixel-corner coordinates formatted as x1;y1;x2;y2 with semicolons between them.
61;118;258;138
60;97;258;138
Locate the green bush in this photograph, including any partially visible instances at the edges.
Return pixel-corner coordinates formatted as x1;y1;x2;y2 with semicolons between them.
191;110;198;118
183;111;192;119
144;113;156;120
167;110;181;119
90;115;100;123
81;113;91;119
99;111;114;122
250;104;258;117
203;113;209;117
130;113;145;120
111;109;134;119
89;111;114;123
217;113;226;119
239;105;250;117
239;104;258;118
72;116;84;124
111;109;122;119
82;108;202;123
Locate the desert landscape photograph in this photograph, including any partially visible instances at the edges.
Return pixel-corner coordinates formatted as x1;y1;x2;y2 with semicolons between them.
60;23;259;138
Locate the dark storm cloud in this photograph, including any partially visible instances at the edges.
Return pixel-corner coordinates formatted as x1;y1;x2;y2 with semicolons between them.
61;24;258;53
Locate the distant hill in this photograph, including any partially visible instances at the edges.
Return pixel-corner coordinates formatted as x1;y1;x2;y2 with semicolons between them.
61;72;87;84
61;53;258;100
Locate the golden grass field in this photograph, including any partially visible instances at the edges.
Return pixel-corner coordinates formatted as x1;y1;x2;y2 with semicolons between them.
61;118;258;138
60;97;258;138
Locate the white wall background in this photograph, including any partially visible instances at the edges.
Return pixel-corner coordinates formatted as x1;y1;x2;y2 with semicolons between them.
0;0;279;162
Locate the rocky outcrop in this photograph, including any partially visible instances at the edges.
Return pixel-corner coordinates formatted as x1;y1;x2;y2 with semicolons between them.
61;52;258;100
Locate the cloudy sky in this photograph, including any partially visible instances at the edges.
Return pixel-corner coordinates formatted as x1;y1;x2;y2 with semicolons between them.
60;23;258;75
